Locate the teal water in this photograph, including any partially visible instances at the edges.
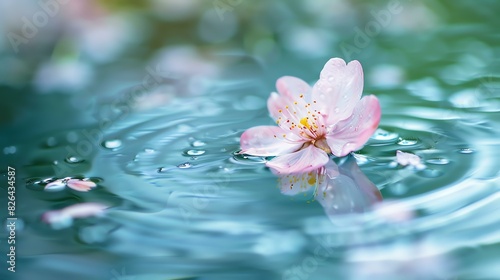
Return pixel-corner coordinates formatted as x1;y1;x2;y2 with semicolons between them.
1;1;500;279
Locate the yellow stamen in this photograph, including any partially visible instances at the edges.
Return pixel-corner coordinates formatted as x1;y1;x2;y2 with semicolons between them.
300;117;311;129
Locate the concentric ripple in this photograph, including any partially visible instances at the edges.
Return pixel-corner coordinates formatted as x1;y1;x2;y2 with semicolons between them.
17;79;500;278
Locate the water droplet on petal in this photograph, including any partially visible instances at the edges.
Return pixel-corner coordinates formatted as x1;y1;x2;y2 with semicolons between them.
334;107;340;113
103;139;122;149
328;76;334;82
177;162;192;169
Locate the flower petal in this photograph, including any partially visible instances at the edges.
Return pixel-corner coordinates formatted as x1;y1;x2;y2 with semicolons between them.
396;150;421;165
267;92;312;135
396;150;426;169
326;95;381;157
266;145;330;174
267;91;298;123
276;76;312;100
311;58;364;124
66;179;97;192
267;92;283;120
240;126;303;157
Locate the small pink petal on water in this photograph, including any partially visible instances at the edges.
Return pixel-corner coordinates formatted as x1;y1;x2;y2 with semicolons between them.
66;179;97;192
240;125;303;157
396;150;425;169
327;95;381;157
266;145;329;174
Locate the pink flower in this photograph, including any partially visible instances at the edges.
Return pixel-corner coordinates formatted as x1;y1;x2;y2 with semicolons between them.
45;177;97;192
240;58;381;173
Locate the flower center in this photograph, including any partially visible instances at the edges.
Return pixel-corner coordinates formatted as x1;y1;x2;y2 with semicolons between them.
299;117;312;130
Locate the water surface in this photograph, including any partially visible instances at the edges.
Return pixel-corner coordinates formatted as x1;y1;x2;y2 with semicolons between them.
1;1;500;279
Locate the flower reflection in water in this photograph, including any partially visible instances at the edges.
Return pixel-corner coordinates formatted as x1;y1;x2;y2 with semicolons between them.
277;155;382;219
